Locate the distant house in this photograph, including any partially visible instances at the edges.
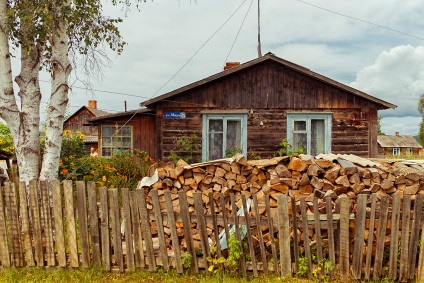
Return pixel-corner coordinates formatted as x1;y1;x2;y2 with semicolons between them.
88;52;397;161
63;100;109;152
377;133;423;158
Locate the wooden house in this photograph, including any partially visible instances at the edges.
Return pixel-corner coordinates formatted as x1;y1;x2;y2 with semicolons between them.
63;100;109;152
377;133;422;158
141;52;396;161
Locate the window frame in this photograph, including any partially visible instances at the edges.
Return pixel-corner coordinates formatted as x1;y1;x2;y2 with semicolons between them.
100;125;133;157
392;147;401;156
287;113;332;155
406;147;413;156
202;114;247;162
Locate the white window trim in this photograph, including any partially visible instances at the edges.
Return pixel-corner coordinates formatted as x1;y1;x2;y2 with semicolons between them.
287;113;332;155
202;114;247;162
393;147;400;156
100;125;133;157
406;148;413;156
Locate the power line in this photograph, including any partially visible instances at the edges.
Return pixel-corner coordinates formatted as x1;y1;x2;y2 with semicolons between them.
294;0;424;41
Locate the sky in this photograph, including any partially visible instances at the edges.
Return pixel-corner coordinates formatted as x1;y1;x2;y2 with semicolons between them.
11;0;424;135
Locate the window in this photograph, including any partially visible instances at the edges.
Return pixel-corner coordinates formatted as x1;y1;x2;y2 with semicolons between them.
393;147;400;156
100;125;132;157
202;114;247;161
406;148;413;156
287;113;332;155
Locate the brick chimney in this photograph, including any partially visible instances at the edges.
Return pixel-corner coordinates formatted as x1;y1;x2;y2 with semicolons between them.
395;132;399;136
224;62;240;71
88;100;97;109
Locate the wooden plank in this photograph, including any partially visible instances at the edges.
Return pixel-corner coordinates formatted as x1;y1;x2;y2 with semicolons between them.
138;189;157;271
220;194;230;249
409;194;424;279
389;193;401;279
193;192;210;270
313;197;323;276
122;188;135;272
151;189;169;271
0;185;9;267
51;180;66;267
109;189;124;272
278;194;291;277
40;181;54;266
300;198;312;277
399;195;411;282
64;180;79;267
265;195;278;274
99;187;111;271
373;196;389;280
5;182;22;266
231;193;246;277
364;194;376;280
29;180;43;266
177;191;196;273
164;191;183;273
129;190;145;268
242;194;258;277
209;192;221;258
291;197;299;273
339;198;350;278
325;196;336;274
352;194;366;280
253;195;268;275
76;181;90;268
18;181;35;267
87;182;100;268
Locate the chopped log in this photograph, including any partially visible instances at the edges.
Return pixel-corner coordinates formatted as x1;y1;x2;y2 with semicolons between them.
315;159;334;168
275;164;292;178
338;159;358;175
335;175;350;187
307;163;323;176
287;157;308;172
324;165;340;183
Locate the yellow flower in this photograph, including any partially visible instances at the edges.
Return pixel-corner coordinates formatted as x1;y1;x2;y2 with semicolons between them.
102;176;107;181
59;160;63;166
64;130;71;135
9;146;14;151
0;140;4;145
80;134;85;139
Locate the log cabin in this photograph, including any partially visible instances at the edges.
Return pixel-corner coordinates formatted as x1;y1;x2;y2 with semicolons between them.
90;52;397;161
377;132;422;158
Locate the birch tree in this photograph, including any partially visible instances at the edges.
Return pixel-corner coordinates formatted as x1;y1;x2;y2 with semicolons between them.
0;0;132;181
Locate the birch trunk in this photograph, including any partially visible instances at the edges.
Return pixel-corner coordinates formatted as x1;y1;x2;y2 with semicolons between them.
39;2;72;181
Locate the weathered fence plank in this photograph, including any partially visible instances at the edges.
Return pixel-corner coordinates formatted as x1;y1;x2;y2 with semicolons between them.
389;193;401;279
278;194;291;277
87;182;101;268
339;198;350;278
352;194;366;280
52;180;66;267
109;189;124;272
5;182;23;266
29;180;43;266
138;189;157;271
194;192;210;270
265;195;278;274
300;198;312;278
122;188;135;272
129;190;145;268
0;185;10;267
231;193;246;277
64;180;79;267
151;189;169;271
18;181;35;267
220;194;230;250
76;181;90;268
409;194;424;279
242;194;258;277
100;187;111;271
364;194;376;280
164;191;183;273
373;196;389;280
291;197;299;273
253;195;268;275
313;197;323;276
40;181;54;267
399;195;411;282
209;192;221;258
325;196;336;274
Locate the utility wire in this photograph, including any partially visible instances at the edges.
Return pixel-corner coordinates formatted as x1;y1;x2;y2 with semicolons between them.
295;0;424;41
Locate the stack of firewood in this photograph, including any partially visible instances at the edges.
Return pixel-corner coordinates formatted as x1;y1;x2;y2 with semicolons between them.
141;153;424;253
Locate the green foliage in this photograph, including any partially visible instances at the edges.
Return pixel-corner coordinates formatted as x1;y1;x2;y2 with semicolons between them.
169;132;201;164
377;115;385;135
297;256;309;278
227;234;242;273
181;251;193;270
207;234;241;277
275;138;304;157
247;148;262;160
225;146;242;158
0;122;15;155
206;246;226;275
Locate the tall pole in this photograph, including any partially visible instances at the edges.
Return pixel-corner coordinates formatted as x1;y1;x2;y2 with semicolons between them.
257;0;262;57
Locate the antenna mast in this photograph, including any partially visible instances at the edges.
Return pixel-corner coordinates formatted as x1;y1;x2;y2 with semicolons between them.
257;0;262;57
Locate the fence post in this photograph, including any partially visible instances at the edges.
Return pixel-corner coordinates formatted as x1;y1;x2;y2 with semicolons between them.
352;194;367;280
277;194;291;277
339;197;350;278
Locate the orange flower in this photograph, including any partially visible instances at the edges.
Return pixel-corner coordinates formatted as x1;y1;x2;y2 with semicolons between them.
60;169;69;175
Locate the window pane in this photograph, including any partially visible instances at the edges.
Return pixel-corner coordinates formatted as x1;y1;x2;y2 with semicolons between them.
226;120;241;152
102;137;112;147
293;132;307;153
294;120;306;131
209;120;223;132
311;119;325;155
122;137;131;147
102;126;114;136
209;132;223;160
120;126;132;136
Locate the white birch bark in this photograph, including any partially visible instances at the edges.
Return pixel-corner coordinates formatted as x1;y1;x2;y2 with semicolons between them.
39;2;72;181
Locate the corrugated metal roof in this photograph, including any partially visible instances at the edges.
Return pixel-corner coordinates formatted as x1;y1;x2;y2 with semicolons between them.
141;52;397;110
377;135;422;148
86;107;109;117
83;135;98;143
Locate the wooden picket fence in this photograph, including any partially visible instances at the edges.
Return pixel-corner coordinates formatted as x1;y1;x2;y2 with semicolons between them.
1;180;424;281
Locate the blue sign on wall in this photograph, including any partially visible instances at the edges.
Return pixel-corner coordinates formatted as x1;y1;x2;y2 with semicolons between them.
164;112;186;119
